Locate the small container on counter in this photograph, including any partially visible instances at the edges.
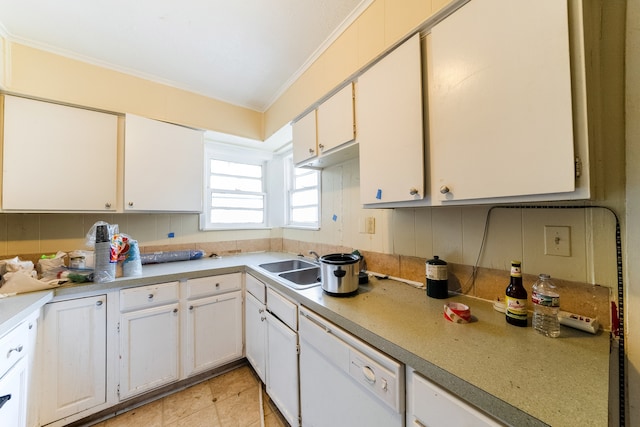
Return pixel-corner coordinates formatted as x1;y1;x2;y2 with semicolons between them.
426;256;448;299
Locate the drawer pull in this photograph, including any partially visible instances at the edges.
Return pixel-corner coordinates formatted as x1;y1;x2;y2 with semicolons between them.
96;300;103;307
0;394;11;410
215;283;220;288
148;294;154;300
7;344;23;357
258;308;265;313
189;305;194;311
260;316;266;322
173;308;178;313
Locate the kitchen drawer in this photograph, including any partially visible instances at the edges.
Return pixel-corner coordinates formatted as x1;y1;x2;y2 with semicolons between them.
267;287;297;331
184;273;241;300
0;319;31;377
246;274;266;304
120;281;179;312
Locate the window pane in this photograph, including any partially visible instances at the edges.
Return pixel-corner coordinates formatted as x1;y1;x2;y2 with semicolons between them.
291;206;318;223
291;189;318;207
211;193;263;209
211;175;262;192
294;172;318;189
211;160;262;178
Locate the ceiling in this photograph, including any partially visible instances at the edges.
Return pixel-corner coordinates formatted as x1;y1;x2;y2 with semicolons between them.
0;0;368;113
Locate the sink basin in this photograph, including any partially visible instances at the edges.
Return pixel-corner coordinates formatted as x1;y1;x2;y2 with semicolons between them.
259;259;316;273
278;268;321;289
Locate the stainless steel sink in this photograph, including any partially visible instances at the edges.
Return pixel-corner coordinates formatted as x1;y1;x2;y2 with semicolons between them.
259;259;316;273
278;268;321;288
257;258;322;290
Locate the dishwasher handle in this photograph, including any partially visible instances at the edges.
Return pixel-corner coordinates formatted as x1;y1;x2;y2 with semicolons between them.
300;310;330;333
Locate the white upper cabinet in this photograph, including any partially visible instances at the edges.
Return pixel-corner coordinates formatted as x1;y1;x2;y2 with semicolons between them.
357;33;425;205
124;114;203;212
427;0;585;204
2;95;118;211
293;83;357;169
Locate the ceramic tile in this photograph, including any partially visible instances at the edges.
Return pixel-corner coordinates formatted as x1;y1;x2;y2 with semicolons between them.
237;238;270;253
195;241;237;256
399;255;425;284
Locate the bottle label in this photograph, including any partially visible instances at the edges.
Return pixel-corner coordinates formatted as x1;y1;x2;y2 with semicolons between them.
532;291;560;307
426;264;447;280
510;265;522;277
505;296;527;320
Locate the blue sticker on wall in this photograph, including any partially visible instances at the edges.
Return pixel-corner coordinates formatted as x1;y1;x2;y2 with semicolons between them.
376;189;382;200
332;214;338;221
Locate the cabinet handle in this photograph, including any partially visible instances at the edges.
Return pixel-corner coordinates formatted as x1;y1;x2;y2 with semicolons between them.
258;308;264;313
105;202;112;209
319;143;325;151
260;316;266;322
409;188;419;196
308;148;314;154
28;323;33;330
128;201;134;207
189;305;194;311
173;308;178;313
413;419;427;427
96;300;103;307
7;344;23;357
439;185;450;194
148;294;154;300
0;394;11;410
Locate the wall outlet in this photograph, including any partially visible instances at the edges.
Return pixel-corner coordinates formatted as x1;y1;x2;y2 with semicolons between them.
544;226;571;256
359;217;375;234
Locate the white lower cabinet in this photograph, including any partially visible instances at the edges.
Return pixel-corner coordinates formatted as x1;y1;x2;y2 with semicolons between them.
182;274;243;377
119;282;180;400
406;367;502;427
40;295;107;425
245;274;267;383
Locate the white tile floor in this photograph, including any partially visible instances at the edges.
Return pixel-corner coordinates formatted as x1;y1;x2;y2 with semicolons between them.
92;366;288;427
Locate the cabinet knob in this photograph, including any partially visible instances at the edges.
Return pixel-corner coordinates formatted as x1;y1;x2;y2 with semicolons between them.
189;305;194;311
439;185;450;194
148;294;154;300
308;148;315;154
258;308;265;313
260;316;266;322
7;344;23;357
319;143;325;151
128;201;134;207
96;300;103;307
409;188;419;196
173;308;178;313
105;202;112;209
215;283;220;288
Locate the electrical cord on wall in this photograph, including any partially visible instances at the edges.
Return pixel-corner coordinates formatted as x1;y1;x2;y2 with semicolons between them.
467;204;625;425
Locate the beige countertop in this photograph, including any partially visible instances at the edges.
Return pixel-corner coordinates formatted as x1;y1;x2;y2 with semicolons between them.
0;252;611;426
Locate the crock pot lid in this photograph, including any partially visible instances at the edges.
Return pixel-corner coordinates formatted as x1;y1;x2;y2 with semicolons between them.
319;253;359;264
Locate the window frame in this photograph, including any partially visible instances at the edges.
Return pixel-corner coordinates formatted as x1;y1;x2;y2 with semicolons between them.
285;154;321;230
200;141;271;230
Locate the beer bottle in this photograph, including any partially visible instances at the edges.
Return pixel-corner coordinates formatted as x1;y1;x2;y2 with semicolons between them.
505;261;528;327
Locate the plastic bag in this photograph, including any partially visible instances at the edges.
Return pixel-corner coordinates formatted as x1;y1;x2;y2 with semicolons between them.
85;221;119;249
37;251;67;280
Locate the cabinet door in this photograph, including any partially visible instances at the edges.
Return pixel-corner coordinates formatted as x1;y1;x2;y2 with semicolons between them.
124;113;203;212
182;290;243;377
2;96;117;211
40;296;107;424
266;312;299;426
357;33;424;204
0;357;27;427
292;110;317;165
119;303;179;400
407;368;501;427
245;292;267;383
317;83;355;154
428;0;575;203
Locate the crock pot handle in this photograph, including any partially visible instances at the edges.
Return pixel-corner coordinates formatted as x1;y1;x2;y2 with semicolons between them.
333;268;346;278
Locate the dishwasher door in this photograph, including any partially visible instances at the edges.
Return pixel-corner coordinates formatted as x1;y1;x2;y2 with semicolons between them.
299;309;404;427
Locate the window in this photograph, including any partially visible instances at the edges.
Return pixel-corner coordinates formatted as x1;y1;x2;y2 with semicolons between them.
286;155;320;228
202;142;269;230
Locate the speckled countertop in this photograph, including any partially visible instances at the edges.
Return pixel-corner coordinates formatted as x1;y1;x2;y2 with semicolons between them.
0;252;610;426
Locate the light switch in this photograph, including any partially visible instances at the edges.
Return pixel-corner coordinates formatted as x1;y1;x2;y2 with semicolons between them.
544;226;571;257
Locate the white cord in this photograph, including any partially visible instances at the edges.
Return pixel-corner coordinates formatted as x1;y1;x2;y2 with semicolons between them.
365;270;425;289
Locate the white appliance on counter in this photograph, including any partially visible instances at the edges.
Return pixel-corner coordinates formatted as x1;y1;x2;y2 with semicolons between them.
299;308;404;427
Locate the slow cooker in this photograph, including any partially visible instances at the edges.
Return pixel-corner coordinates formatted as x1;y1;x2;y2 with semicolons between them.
319;253;360;296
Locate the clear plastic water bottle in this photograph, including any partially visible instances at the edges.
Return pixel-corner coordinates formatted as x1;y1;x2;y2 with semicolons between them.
531;274;560;337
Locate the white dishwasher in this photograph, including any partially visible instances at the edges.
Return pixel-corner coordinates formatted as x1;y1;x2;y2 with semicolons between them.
299;308;404;427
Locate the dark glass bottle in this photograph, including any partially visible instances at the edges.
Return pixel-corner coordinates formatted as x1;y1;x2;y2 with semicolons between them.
505;261;528;327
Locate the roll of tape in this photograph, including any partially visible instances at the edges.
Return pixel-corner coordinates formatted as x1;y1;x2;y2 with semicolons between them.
444;302;471;323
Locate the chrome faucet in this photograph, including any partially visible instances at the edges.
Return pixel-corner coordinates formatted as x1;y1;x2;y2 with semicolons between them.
308;250;320;262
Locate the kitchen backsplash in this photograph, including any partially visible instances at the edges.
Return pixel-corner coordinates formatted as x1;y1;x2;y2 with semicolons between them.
12;236;610;330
